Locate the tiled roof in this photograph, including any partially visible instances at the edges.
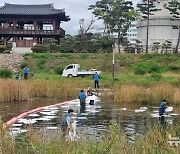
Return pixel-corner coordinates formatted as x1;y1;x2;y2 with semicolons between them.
0;3;69;20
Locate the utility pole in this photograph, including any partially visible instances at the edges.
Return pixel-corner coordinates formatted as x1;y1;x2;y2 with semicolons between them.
146;0;150;53
112;49;115;77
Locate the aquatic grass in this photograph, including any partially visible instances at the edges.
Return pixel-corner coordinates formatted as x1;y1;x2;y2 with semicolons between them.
113;83;180;104
9;124;180;154
148;84;178;104
0;124;15;154
114;84;144;102
0;79;86;102
0;79;30;102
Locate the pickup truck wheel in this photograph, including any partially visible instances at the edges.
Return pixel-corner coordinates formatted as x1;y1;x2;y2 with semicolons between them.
68;74;73;78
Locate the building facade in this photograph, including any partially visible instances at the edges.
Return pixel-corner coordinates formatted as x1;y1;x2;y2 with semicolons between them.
137;0;180;52
127;21;137;44
0;3;70;47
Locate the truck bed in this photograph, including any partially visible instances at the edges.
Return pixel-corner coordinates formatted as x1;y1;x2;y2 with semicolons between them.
77;70;101;76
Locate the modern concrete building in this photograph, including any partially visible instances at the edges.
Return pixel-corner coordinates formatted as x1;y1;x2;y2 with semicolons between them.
137;0;180;52
127;21;137;44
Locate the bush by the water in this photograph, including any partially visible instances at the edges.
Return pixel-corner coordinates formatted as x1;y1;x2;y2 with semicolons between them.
0;69;13;78
0;45;7;53
54;65;64;75
31;44;47;53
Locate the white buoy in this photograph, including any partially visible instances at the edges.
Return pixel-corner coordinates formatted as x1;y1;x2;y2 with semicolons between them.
12;123;23;127
140;107;148;110
150;113;160;118
120;108;127;111
169;113;179;116
165;107;173;112
28;113;40;117
135;109;146;113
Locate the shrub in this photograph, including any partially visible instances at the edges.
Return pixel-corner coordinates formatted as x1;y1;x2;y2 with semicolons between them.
131;62;162;75
37;59;46;69
0;69;13;78
168;64;180;72
54;65;64;75
31;44;47;53
131;62;149;75
80;54;89;59
134;66;146;75
148;63;162;73
151;73;162;81
20;62;28;69
0;45;7;53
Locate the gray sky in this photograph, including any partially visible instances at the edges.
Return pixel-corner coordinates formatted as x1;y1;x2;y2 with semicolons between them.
0;0;139;35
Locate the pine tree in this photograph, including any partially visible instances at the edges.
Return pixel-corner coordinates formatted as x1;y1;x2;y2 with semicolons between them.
137;0;160;53
167;0;180;53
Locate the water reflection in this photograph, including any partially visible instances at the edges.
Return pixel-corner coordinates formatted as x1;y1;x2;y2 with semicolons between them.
1;97;180;142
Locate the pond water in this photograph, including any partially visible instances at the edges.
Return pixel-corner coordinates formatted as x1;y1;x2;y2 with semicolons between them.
1;96;180;142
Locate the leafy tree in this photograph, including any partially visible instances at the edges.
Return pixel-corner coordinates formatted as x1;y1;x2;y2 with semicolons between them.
167;0;180;53
152;41;161;53
59;33;114;53
43;38;58;52
137;0;160;53
89;0;137;53
161;40;172;54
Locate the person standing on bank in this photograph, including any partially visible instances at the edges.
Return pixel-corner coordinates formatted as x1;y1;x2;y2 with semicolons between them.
93;72;100;89
78;89;86;113
159;99;167;124
23;67;29;79
61;109;74;137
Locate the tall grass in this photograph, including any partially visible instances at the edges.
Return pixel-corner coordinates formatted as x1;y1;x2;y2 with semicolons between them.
113;83;180;104
0;124;15;154
2;124;179;154
0;79;85;102
0;79;179;104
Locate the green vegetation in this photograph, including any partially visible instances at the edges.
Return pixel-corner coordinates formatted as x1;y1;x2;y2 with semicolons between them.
89;0;137;53
0;45;7;53
31;44;46;53
54;65;64;75
1;124;179;154
23;53;180;82
130;62;162;75
0;69;13;78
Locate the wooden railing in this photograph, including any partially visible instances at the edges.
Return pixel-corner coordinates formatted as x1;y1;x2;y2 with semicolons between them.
0;26;65;36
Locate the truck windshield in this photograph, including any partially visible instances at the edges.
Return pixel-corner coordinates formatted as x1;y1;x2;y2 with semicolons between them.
66;65;73;70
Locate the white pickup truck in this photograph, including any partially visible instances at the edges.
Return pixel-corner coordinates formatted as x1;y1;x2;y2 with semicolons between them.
62;64;101;77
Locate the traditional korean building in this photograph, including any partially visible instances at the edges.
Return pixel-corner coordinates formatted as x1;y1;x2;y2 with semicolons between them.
0;3;70;48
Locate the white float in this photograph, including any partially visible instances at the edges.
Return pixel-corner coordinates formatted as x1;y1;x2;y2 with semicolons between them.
165;107;173;112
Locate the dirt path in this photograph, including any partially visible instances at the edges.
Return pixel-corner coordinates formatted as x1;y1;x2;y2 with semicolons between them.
0;54;24;72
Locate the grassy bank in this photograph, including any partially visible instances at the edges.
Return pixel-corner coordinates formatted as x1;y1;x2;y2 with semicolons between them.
21;53;180;86
1;124;180;154
0;53;179;104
